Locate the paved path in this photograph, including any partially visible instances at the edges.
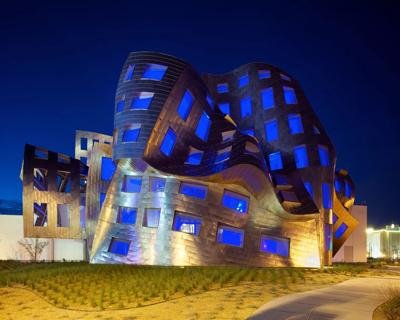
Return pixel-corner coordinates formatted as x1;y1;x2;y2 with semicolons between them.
250;277;400;320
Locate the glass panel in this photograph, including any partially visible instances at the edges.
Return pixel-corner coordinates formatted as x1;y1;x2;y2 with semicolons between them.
345;181;352;197
80;157;87;165
108;238;130;255
318;145;330;167
335;223;348;238
335;178;342;192
131;92;154;110
288;114;304;134
80;137;88;151
283;86;297;104
242;128;255;136
258;70;271;79
195;112;211;142
116;99;125;112
260;235;289;257
294;145;308;168
303;181;314;198
160;128;176;156
240;96;252;118
218;102;230;115
173;212;202;235
99;193;106;209
265;119;278;142
122;175;142;193
149;177;166;192
185;150;203;165
179;182;207;200
122;127;140;142
125;65;135;81
142;64;167;80
222;190;249;214
215;148;231;163
322;182;332;209
33;168;48;191
117;207;137;224
33;202;47;227
206;94;214;109
261;88;274;109
217;83;229;93
101;157;116;181
57;204;70;227
217;226;244;247
238;74;249;88
269;151;283;171
177;90;194;121
143;208;160;228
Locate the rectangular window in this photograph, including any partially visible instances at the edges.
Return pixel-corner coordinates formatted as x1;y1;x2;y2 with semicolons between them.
283;86;297;104
56;171;71;193
303;181;314;198
195;112;211;142
280;73;291;81
117;206;137;224
240;96;252;118
57;204;70;227
217;83;229;93
177;90;194;121
149;177;166;192
108;238;130;256
33;202;47;227
217;226;244;247
335;223;348;238
215;147;231;163
218;102;230;115
122;175;142;193
80;157;87;165
143;208;160;228
258;70;271;79
318;145;330;167
101;157;116;181
116;98;125;113
142;64;167;81
185;149;203;165
206;94;214;109
322;182;332;209
99;192;106;209
345;181;351;198
33;168;48;191
160;128;176;156
260;235;289;257
332;213;338;224
34;148;48;159
179;182;208;200
80;137;88;151
238;74;249;88
293;145;309;168
269;151;283;171
172;212;202;235
325;224;332;251
222;190;249;214
125;64;135;81
261;88;274;109
122;126;141;142
131;92;154;110
335;178;342;192
242;128;255;136
288;114;304;134
265;119;279;142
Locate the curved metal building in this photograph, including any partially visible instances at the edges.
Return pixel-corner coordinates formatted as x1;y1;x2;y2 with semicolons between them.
22;51;357;267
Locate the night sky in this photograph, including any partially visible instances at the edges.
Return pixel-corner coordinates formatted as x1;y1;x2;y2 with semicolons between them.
0;1;399;227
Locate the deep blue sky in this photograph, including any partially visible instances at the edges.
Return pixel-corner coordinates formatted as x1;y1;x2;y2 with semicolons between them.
0;1;399;227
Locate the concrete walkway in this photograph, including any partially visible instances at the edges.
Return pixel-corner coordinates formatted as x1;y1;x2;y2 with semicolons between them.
250;277;400;320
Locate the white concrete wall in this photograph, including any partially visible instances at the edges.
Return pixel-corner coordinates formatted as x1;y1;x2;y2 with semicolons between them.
333;205;367;263
0;215;85;261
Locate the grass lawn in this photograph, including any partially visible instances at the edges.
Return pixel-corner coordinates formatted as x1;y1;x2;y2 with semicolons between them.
0;262;385;320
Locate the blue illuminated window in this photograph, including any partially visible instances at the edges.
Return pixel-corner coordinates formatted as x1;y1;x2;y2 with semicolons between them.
206;94;214;109
335;223;348;238
325;224;332;251
240;96;252;118
131;92;154;110
280;74;291;81
288;114;304;134
185;150;203;165
261;88;274;109
125;65;135;81
322;183;332;209
117;207;137;224
217;83;229;93
303;181;314;198
238;74;249;88
160;128;176;156
80;157;87;165
242;128;255;136
177;90;193;121
142;64;167;81
215;148;231;163
283;86;297;104
122;127;140;142
318;145;330;167
149;177;166;192
222;190;249;214
108;238;130;256
217;226;244;247
173;212;202;235
335;178;342;192
265;119;279;142
122;175;142;193
332;213;338;224
80;137;88;151
179;182;207;200
99;193;106;209
116;99;125;112
345;181;351;197
101;157;116;181
218;102;230;115
143;208;160;228
195;112;211;142
258;70;271;79
260;235;289;257
293;145;308;168
269;151;283;171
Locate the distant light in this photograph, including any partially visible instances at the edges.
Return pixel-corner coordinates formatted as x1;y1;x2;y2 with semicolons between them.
393;253;398;259
391;224;395;229
366;228;374;233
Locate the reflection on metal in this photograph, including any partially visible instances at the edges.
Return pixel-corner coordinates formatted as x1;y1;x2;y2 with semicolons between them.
21;51;357;267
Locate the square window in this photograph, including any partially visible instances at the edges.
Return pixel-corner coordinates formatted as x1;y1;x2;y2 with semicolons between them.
195;112;211;142
122;175;142;193
125;64;135;81
261;88;274;109
238;74;249;88
80;157;88;165
57;204;70;227
108;238;130;256
33;168;48;191
260;235;289;257
222;190;249;214
56;171;71;193
318;145;330;167
217;83;229;93
122;126;141;142
269;151;283;171
149;177;166;192
218;102;230;115
173;212;202;235
283;86;297;104
80;137;88;151
179;182;208;200
293;145;309;168
143;208;161;228
177;90;194;121
265;119;279;142
240;96;252;118
33;202;47;227
322;182;332;209
215;147;231;163
131;92;154;110
101;157;116;181
335;223;348;238
217;226;244;247
288;114;304;134
185;148;203;165
117;206;137;224
142;64;167;81
160;128;176;156
258;70;271;79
